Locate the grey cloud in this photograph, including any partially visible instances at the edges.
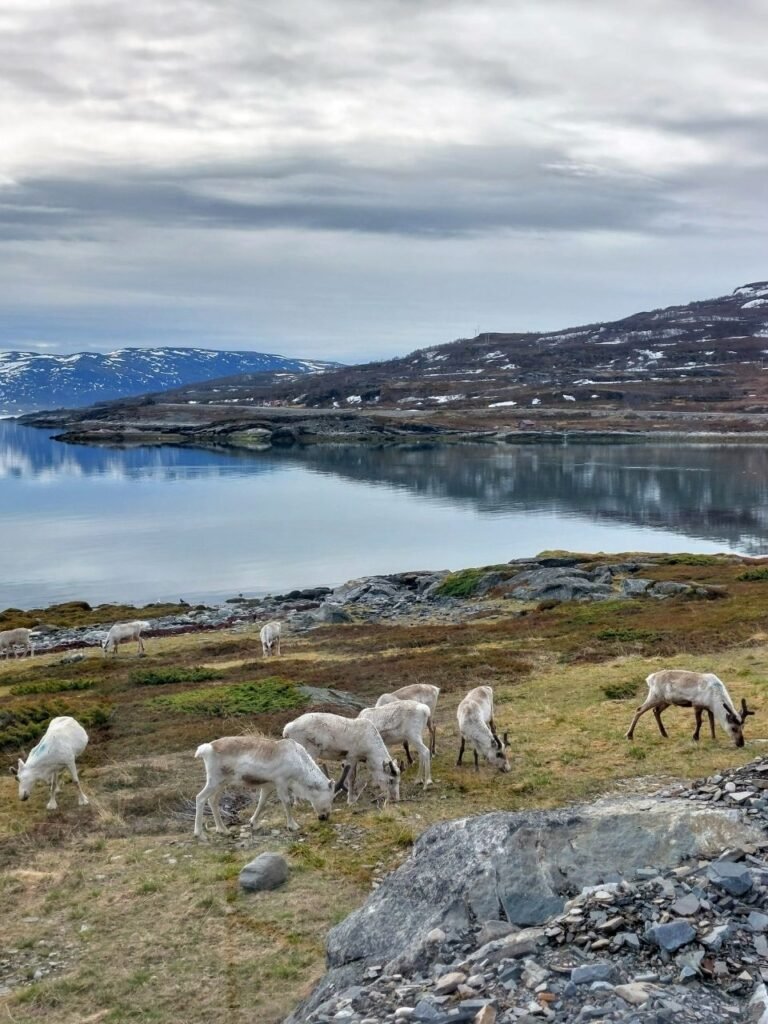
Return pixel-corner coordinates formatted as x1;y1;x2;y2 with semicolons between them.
0;142;683;243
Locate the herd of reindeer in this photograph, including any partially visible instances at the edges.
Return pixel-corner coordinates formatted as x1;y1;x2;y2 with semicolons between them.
4;617;757;832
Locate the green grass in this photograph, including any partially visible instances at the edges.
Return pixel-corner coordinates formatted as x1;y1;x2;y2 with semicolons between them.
128;667;223;687
436;564;509;598
149;677;308;717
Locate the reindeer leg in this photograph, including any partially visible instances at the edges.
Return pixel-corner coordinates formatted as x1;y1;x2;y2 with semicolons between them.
473;748;479;772
456;737;465;766
652;703;670;739
625;699;659;740
693;707;703;742
429;720;437;756
708;709;716;739
402;741;414;766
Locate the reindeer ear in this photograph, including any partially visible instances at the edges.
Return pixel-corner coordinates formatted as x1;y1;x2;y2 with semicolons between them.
9;765;18;777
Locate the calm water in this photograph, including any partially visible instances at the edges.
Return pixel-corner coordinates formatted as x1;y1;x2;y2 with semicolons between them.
2;421;767;609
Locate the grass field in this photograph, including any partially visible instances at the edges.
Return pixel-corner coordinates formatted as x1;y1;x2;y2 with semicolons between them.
1;554;767;1023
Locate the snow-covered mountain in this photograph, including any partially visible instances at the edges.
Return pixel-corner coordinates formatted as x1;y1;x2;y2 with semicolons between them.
0;347;339;415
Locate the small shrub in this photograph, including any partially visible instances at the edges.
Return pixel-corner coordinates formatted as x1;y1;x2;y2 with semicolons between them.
537;598;562;611
627;746;647;761
9;678;97;697
602;680;641;700
596;628;662;644
738;567;768;582
0;701;113;751
656;554;724;566
149;677;308;717
129;666;222;687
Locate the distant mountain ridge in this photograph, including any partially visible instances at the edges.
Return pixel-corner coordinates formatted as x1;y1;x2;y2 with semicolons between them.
229;279;768;410
89;280;768;416
0;347;339;415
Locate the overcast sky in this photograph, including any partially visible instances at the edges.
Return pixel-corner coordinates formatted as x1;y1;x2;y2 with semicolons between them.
1;0;767;362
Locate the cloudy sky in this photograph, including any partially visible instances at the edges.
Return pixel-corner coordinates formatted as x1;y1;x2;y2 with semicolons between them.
1;0;767;362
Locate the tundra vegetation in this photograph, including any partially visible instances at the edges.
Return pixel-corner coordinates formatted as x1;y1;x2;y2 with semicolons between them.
0;553;767;1024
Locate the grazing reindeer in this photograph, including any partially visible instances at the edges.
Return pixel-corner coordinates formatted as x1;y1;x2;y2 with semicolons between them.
625;670;755;747
0;628;36;658
375;683;440;756
193;735;348;837
283;712;401;805
102;621;150;657
456;685;511;772
10;716;89;809
260;620;282;657
359;699;433;786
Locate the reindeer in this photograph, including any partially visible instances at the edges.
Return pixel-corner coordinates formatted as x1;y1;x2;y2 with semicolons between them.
625;670;755;747
456;685;511;772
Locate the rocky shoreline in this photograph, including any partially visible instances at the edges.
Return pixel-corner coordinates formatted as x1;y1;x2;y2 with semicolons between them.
21;554;732;656
287;758;768;1024
19;404;768;452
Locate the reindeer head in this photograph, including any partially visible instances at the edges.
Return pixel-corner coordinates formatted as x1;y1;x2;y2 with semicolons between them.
381;758;401;803
723;699;755;747
9;756;31;799
312;764;351;820
487;732;511;772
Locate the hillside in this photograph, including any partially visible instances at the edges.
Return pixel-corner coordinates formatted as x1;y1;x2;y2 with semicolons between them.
19;281;768;444
0;347;339;416
1;552;767;1023
238;279;768;412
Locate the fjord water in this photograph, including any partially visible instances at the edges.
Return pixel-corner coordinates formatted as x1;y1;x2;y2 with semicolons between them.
2;420;767;609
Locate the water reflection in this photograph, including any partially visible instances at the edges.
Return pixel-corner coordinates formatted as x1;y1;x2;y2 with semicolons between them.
272;443;768;554
1;421;766;608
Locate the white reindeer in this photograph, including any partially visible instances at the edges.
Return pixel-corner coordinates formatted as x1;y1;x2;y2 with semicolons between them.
456;685;511;772
625;669;755;747
260;620;282;657
193;735;348;837
102;620;150;657
283;712;401;805
375;683;440;755
10;716;89;809
359;699;433;786
0;627;36;658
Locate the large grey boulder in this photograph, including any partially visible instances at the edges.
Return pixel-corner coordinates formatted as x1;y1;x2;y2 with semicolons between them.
239;852;289;892
502;566;614;602
284;797;762;1022
313;603;353;624
621;578;653;597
